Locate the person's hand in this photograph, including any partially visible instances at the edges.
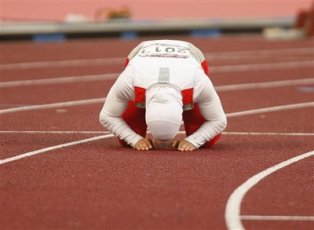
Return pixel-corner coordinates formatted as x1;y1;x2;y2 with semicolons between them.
172;139;196;151
134;138;153;151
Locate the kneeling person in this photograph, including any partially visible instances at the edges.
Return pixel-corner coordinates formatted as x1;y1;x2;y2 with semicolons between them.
99;40;227;151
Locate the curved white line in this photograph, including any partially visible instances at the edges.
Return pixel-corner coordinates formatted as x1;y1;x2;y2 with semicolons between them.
0;134;114;165
225;150;314;230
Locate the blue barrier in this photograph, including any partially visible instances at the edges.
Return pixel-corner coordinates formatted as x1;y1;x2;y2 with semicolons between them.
191;29;222;37
33;34;66;42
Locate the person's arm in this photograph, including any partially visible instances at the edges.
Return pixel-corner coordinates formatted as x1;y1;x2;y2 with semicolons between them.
99;66;144;147
184;69;227;149
186;42;210;75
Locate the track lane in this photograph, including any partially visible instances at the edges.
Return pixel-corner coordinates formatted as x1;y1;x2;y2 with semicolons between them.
0;77;312;109
0;81;111;107
227;107;314;133
221;86;314;112
0;65;124;82
0;36;313;230
0;135;313;230
212;67;314;85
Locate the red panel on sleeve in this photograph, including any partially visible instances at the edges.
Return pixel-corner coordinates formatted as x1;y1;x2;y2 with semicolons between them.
201;60;210;76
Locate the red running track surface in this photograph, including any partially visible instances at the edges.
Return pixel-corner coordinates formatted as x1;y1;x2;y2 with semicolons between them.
0;35;313;230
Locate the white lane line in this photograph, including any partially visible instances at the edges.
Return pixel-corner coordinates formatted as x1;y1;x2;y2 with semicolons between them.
0;73;117;88
0;130;313;137
0;57;124;70
213;60;314;73
223;132;314;136
216;78;314;92
1;73;313;89
0;130;110;134
0;97;312;116
0;134;114;165
227;102;314;118
241;215;314;221
205;48;314;60
1;47;313;70
0;97;105;114
225;150;314;230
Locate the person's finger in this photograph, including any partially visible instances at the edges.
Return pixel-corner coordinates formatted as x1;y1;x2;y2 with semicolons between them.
137;146;147;151
141;139;151;150
185;143;193;151
178;140;196;151
171;140;178;147
142;141;153;150
145;142;152;150
184;144;190;151
178;141;184;148
144;139;153;149
134;138;153;151
142;143;151;150
178;142;188;151
134;139;144;149
139;144;145;150
147;138;154;148
135;143;145;150
178;142;184;151
136;144;144;150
